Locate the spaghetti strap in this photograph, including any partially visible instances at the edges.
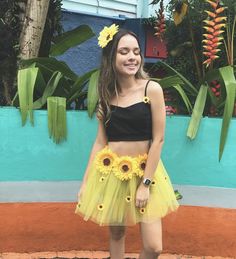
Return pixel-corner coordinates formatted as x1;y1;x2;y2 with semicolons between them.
144;80;151;96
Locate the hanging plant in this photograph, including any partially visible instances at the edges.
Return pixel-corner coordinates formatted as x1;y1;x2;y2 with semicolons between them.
17;67;39;126
47;97;67;144
154;0;166;39
202;0;227;67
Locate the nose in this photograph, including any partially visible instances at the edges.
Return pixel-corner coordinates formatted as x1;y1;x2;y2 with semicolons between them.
127;51;136;60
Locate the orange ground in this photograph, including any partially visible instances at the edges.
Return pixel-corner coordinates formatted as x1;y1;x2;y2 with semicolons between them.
0;203;236;257
0;251;235;259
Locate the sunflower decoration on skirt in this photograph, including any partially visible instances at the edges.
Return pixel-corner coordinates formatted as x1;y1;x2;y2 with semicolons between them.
135;153;148;177
95;146;117;175
139;207;146;214
113;156;138;181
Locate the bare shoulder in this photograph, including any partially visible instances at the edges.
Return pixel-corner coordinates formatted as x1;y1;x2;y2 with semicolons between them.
147;80;163;97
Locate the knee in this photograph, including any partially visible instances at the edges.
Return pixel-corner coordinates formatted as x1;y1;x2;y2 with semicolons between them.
109;226;126;241
144;243;162;256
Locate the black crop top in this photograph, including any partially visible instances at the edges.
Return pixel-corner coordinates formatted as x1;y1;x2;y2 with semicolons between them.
105;80;152;141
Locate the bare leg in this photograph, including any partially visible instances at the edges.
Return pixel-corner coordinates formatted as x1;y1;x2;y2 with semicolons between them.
109;226;126;259
139;219;162;259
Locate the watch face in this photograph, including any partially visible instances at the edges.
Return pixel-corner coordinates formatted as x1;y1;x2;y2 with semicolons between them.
143;179;151;186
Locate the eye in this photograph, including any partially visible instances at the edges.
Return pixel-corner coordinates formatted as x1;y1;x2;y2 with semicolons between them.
117;48;140;55
118;48;129;55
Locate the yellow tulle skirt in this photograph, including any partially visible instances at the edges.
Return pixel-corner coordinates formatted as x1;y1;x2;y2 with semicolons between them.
75;146;179;226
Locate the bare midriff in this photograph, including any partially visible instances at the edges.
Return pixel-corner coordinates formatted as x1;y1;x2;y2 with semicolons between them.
108;140;151;157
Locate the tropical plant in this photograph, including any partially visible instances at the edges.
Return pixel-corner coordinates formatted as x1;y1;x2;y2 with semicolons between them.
154;0;166;40
148;0;236;160
0;0;63;106
47;96;67;144
0;0;22;105
0;0;97;144
187;0;236;160
16;24;96;142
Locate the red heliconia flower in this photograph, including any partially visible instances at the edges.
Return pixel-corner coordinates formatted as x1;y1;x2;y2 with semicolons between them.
202;0;227;67
154;0;166;40
210;80;221;98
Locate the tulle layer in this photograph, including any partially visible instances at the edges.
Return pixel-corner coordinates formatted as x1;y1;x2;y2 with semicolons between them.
75;146;179;226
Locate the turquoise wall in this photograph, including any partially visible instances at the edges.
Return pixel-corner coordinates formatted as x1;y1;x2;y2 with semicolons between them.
0;108;95;181
0;107;236;188
163;116;236;188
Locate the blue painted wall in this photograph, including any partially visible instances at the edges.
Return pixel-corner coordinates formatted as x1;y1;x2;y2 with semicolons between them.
1;108;236;188
58;12;122;76
58;12;158;76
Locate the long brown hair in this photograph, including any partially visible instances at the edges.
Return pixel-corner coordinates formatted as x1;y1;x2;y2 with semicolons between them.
97;28;148;123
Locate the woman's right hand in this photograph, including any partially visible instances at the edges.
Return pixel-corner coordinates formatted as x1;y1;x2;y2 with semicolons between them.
77;182;86;202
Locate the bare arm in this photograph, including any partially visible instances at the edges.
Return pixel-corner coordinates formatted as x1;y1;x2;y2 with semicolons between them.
143;81;166;180
135;81;166;208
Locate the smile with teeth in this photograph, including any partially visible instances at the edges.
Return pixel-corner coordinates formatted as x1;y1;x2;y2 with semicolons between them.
124;64;137;68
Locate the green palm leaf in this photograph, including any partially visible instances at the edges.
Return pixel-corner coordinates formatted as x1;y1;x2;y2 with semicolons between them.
14;64;47;107
218;66;236;161
153;76;192;113
47;97;67;144
17;67;39;126
33;71;63;109
158;61;198;95
50;25;95;56
67;69;97;104
87;70;100;118
154;75;183;87
172;84;193;113
187;83;208;139
21;57;78;81
42;71;63;104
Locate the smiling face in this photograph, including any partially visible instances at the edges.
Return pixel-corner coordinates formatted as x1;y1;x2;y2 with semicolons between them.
115;34;141;77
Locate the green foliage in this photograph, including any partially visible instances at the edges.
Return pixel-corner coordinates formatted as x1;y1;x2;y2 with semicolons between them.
218;66;236;160
5;0;96;144
165;1;204;83
21;58;78;81
39;0;64;57
0;0;64;105
87;70;100;117
47;96;67;144
187;83;208;139
15;23;96;136
0;0;21;105
50;25;95;56
147;0;236;160
17;67;38;126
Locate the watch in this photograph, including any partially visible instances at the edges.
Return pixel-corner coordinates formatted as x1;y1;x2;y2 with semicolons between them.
142;178;152;187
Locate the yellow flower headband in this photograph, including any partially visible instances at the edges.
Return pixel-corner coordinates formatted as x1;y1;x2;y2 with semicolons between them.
98;24;119;48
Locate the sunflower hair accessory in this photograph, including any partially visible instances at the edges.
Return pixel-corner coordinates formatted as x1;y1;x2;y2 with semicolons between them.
98;24;119;48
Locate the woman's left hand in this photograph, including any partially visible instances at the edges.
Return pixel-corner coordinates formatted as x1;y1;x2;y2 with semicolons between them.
135;184;150;208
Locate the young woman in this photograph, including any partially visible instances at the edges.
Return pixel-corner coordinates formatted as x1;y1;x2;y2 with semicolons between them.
75;24;179;259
